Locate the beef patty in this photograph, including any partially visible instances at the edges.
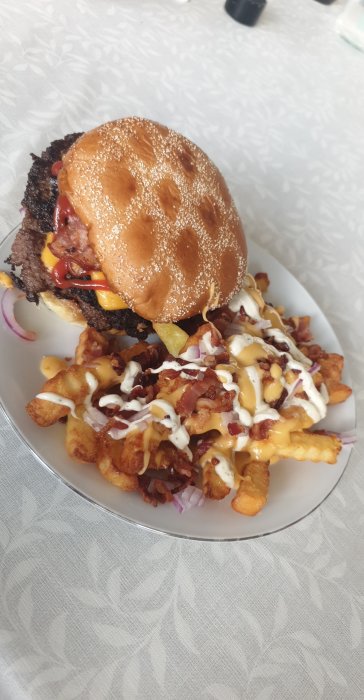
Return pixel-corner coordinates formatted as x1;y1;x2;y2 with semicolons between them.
7;134;153;339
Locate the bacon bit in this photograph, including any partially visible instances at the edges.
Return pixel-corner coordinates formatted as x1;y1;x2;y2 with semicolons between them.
238;306;250;322
111;419;129;430
207;306;234;335
265;337;290;353
133;344;167;370
288;316;313;344
215;351;230;364
254;272;270;293
259;354;289;371
249;419;276;441
228;422;244;436
110;354;126;375
299;344;326;362
176;369;220;418
203;354;220;368
196;390;235;413
194;438;214;460
269;387;288;410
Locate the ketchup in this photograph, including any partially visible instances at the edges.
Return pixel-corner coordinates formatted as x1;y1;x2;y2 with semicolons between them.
51;258;111;291
53;195;76;237
51;160;63;177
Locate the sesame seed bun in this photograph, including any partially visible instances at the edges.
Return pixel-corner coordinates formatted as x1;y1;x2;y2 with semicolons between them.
59;117;247;322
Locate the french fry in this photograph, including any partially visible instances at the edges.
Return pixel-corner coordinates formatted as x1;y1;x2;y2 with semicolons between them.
75;328;112;365
27;366;92;427
232;461;269;516
40;355;69;379
276;430;341;464
153;322;189;357
97;439;139;491
202;461;230;500
98;432;145;476
254;272;270;294
27;358;121;427
65;414;97;463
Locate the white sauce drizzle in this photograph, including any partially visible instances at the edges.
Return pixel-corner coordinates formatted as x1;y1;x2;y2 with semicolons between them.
119;361;142;393
36;392;77;417
229;288;261;320
264;328;311;366
150;399;190;450
244;365;280;424
286;360;327;422
215;368;252;428
214;452;235;489
84;371;98;407
150;360;208;374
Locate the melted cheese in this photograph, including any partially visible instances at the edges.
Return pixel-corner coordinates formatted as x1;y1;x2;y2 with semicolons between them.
0;271;13;288
41;233;59;270
90;272;128;310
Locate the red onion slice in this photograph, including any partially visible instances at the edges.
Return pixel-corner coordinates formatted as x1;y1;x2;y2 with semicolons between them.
220;411;237;428
0;288;37;341
127;407;152;424
84;406;109;432
308;362;321;375
173;486;205;514
179;344;201;361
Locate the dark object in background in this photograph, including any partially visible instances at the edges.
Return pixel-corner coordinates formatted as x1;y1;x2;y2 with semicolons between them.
313;0;337;5
225;0;267;27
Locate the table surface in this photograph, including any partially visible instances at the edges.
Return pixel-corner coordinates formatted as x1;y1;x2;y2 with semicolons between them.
1;1;363;698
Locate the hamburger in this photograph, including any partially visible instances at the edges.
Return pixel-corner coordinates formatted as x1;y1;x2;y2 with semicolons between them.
8;117;247;339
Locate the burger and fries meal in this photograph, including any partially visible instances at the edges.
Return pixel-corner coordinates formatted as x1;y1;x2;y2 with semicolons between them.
1;117;352;516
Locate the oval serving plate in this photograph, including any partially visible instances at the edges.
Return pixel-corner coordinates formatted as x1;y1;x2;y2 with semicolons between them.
0;228;355;540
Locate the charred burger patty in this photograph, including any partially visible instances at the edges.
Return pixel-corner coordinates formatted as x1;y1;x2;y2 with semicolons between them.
8;133;153;339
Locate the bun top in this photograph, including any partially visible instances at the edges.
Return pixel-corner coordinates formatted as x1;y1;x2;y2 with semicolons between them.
59;117;247;322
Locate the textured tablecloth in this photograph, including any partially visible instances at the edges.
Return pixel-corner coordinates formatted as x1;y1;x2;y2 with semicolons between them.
0;1;363;698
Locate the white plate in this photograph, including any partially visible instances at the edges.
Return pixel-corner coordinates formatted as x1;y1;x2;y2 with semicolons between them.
0;228;355;540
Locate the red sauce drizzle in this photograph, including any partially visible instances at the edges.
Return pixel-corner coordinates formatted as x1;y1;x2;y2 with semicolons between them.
51;258;110;290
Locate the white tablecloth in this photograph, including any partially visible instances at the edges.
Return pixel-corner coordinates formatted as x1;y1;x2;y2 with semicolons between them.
1;1;363;698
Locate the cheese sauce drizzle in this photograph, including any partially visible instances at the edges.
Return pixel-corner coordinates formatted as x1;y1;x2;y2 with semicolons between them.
36;283;330;492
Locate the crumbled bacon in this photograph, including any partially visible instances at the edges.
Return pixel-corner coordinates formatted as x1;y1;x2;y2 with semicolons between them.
265;337;290;353
49;211;100;269
288;316;313;344
299;344;325;362
110;353;126;375
249;419;276;441
133;344;167;370
228;422;245;436
207;306;234;335
196;390;235;413
193;437;214;460
175;369;221;418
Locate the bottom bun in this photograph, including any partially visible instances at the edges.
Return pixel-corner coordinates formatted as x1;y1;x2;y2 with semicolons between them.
40;291;86;326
